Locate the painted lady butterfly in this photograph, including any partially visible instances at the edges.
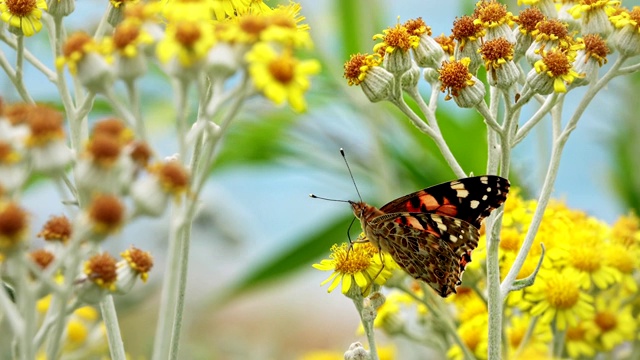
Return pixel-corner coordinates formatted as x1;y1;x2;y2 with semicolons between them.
352;175;510;297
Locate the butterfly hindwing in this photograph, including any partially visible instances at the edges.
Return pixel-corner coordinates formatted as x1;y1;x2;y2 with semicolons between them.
379;175;510;228
369;212;479;297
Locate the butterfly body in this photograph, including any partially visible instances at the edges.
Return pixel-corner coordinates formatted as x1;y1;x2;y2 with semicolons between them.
351;175;510;297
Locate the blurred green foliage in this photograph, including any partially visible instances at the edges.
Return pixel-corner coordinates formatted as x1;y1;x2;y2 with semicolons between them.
608;72;640;215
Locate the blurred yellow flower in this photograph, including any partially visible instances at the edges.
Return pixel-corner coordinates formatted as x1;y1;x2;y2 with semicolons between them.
447;314;488;360
246;42;320;112
565;321;596;358
586;297;636;351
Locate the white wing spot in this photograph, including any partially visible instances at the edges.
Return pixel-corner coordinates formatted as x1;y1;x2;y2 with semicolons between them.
482;194;488;200
451;182;465;190
456;189;470;198
486;187;492;192
480;176;489;184
470;200;480;209
449;235;458;243
433;217;448;231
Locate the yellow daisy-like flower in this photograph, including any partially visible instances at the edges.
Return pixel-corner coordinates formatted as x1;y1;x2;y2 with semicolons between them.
610;212;640;248
343;53;384;87
0;0;47;37
532;48;582;93
585;297;636;351
603;242;638;292
156;20;215;67
447;314;489;360
245;42;320;112
506;313;552;357
313;240;394;295
162;0;214;21
453;288;487;322
565;321;597;359
522;267;594;330
260;2;312;48
372;21;420;55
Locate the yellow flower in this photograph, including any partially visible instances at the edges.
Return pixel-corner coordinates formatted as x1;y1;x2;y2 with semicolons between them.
506;314;552;357
156;20;215;67
0;0;47;36
372;21;420;55
565;321;596;358
454;289;487;323
522;267;594;330
313;240;393;295
245;42;320;112
447;314;489;360
603;243;638;292
66;319;88;346
585;297;636;351
260;2;312;48
532;48;582;93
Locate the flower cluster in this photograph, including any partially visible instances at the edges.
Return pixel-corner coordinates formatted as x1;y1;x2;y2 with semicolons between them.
313;0;640;358
341;0;640;107
48;0;320;112
447;191;640;359
1;0;320;357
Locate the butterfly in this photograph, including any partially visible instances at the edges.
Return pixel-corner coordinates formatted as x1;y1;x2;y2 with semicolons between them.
350;175;510;297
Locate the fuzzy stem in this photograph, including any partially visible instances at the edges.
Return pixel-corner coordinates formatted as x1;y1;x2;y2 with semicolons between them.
100;295;126;360
351;295;379;360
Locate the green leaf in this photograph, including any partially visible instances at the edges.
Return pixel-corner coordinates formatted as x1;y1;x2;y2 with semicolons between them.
217;215;354;302
212;112;298;171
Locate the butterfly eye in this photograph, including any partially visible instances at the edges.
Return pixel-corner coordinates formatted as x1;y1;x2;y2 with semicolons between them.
434;269;445;279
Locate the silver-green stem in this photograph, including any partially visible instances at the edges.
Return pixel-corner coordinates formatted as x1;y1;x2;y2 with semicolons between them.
152;77;249;360
350;293;378;360
100;295;126;360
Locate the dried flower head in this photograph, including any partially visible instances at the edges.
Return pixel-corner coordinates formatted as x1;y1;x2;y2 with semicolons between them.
87;194;125;236
0;201;29;251
30;248;55;269
38;215;72;242
84;252;118;290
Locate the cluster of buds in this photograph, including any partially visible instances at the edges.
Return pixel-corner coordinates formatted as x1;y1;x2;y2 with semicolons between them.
343;0;637;107
0;105;191;306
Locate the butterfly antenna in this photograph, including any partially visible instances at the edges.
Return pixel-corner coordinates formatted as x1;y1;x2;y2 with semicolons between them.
340;148;363;203
309;194;350;203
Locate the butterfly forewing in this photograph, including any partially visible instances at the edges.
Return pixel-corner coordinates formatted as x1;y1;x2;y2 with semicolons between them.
379;175;510;228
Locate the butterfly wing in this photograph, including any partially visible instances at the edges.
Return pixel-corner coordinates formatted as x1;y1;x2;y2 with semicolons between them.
380;175;510;229
370;212;479;297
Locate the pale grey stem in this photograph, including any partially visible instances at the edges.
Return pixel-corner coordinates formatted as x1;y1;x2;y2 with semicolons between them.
513;93;561;146
100;295;126;360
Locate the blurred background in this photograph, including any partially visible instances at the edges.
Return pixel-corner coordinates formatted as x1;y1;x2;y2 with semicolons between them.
2;0;640;358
